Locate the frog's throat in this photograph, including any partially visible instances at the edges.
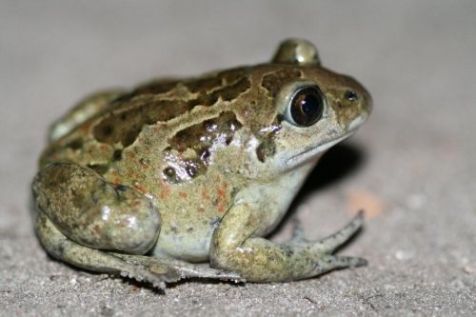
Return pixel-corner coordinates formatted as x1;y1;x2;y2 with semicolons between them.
285;131;354;166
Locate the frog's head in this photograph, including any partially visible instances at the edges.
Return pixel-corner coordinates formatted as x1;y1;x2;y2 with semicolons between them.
231;39;372;179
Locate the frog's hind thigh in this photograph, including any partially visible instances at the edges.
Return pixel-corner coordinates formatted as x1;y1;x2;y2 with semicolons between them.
32;161;161;255
48;89;124;142
35;212;171;288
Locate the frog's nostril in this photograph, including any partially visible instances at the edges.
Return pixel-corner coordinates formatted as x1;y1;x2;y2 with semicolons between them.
344;90;358;102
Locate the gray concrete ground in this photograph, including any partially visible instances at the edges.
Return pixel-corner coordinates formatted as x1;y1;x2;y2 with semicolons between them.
1;1;475;316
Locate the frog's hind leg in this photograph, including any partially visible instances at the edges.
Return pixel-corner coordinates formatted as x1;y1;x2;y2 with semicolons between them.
33;162;241;288
33;161;161;255
48;89;124;142
36;212;172;289
36;213;243;289
112;253;243;283
36;213;241;289
32;161;165;286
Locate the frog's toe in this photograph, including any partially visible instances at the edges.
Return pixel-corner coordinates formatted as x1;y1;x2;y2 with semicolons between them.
182;264;244;283
115;255;245;288
311;255;368;277
311;210;365;254
348;256;368;268
157;261;244;283
112;253;184;286
114;253;244;285
119;266;168;290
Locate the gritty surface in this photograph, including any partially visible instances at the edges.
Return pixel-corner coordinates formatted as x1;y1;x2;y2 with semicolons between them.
1;1;475;316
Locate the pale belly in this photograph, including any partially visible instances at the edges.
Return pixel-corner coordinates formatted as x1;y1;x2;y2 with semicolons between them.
152;211;221;262
153;236;214;262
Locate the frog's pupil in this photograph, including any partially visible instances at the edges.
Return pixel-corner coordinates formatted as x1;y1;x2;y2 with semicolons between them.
301;94;318;115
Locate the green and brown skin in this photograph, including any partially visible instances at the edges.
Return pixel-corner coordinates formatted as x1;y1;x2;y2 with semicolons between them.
32;39;372;288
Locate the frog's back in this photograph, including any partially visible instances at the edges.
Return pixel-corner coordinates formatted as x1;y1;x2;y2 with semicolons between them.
39;61;316;178
44;68;247;150
45;67;247;162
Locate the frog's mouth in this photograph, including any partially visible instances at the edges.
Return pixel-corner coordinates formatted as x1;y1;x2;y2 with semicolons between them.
285;131;354;166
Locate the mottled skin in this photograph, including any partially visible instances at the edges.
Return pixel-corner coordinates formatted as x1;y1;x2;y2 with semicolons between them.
32;39;372;288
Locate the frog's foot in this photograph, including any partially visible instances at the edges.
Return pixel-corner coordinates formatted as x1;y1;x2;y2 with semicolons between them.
113;253;243;284
309;255;367;277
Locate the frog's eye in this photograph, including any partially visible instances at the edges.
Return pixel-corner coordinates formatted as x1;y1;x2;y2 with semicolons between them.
285;86;325;127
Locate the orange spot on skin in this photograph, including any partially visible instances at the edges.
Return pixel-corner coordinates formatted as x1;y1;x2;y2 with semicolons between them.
202;189;210;200
133;183;147;194
179;191;188;198
217;186;226;200
80;121;92;134
159;184;171;199
346;189;384;219
215;183;228;213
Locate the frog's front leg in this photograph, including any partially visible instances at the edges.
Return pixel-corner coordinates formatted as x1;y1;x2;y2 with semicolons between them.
33;162;241;287
210;204;366;282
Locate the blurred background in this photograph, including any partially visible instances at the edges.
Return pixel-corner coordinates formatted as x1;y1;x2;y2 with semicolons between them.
1;1;475;315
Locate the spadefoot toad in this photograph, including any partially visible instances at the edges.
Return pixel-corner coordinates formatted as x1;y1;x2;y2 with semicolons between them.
32;39;372;289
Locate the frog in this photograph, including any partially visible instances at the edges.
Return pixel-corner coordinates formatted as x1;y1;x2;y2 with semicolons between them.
32;39;372;289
